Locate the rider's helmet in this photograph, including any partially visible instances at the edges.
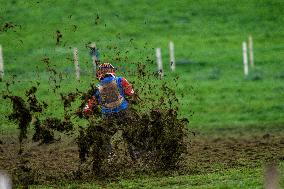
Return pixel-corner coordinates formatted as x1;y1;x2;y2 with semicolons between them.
96;63;116;80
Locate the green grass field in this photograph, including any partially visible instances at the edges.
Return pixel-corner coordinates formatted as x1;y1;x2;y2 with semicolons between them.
0;0;284;188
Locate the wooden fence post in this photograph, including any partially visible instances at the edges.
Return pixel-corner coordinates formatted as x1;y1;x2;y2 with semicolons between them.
0;45;4;81
73;48;80;80
249;35;254;68
242;41;248;76
169;41;175;71
156;48;163;78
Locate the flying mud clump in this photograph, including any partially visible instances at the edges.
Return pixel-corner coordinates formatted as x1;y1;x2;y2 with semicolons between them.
3;86;74;148
77;107;189;179
76;67;190;179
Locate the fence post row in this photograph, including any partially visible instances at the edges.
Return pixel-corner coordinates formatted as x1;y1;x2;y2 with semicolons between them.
156;48;163;78
169;41;175;72
0;45;4;81
73;47;80;80
242;41;249;76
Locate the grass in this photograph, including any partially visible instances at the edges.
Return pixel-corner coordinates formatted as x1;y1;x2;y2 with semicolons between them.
0;0;284;188
0;0;284;130
30;163;284;188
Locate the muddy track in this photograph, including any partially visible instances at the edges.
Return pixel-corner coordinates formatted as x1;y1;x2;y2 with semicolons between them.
0;132;284;184
187;133;284;174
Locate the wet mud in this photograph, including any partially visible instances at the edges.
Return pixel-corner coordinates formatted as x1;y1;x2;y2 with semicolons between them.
76;108;189;179
186;133;284;174
0;132;283;185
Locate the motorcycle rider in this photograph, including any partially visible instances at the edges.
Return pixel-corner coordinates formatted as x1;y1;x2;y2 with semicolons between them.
83;63;139;165
83;63;134;116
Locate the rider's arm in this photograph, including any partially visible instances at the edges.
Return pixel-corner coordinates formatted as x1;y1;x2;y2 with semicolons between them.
121;78;134;96
83;89;99;115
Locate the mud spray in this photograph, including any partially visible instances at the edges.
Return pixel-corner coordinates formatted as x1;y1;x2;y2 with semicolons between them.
75;63;190;179
2;53;190;186
76;107;189;179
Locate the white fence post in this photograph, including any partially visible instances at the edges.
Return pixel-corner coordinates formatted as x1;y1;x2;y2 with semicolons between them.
169;41;175;71
242;42;248;76
0;171;12;189
249;35;254;68
73;48;80;80
0;45;4;81
156;48;163;78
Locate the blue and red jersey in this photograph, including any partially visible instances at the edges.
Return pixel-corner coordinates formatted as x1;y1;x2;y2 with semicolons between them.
84;76;134;115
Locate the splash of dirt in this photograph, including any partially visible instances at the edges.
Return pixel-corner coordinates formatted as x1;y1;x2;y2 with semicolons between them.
3;85;75;146
41;57;63;92
77;108;189;178
3;95;32;152
95;14;100;25
76;77;190;178
74;59;191;178
60;92;78;111
0;22;20;32
2;86;45;152
55;30;63;45
75;84;101;118
32;91;78;144
32;117;73;144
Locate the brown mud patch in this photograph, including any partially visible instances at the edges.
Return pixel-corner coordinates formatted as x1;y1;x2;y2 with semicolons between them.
0;132;283;185
186;133;284;174
0;135;79;185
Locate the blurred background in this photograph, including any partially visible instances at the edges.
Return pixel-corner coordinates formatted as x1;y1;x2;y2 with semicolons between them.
1;0;283;130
